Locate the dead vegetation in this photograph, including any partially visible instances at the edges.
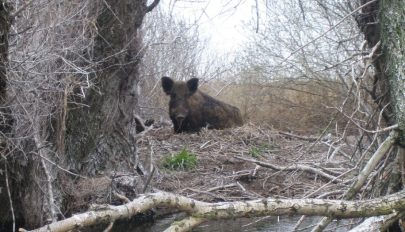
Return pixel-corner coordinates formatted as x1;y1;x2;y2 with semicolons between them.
2;1;403;231
213;80;348;133
137;123;358;202
51;121;398;231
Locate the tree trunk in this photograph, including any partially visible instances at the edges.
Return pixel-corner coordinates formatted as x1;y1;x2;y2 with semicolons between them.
64;1;148;174
379;0;405;146
0;1;10;102
379;2;405;229
0;1;15;230
355;0;395;125
1;0;159;230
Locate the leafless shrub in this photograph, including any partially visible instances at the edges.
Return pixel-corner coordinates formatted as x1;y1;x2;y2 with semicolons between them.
9;0;96;151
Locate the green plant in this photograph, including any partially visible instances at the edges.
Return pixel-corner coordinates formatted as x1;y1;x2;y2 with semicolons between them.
249;144;275;158
249;147;262;158
162;148;197;170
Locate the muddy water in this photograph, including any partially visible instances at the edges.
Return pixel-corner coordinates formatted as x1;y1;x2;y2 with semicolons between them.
112;214;357;232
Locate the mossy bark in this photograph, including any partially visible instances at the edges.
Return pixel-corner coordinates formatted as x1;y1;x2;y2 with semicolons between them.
379;0;405;145
378;1;405;230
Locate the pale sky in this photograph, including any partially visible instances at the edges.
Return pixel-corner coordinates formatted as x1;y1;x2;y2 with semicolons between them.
167;0;256;56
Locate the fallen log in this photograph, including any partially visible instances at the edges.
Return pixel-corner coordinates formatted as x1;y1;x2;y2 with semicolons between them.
24;189;405;232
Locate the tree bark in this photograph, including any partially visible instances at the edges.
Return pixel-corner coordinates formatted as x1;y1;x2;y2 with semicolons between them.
379;0;405;146
65;0;159;174
377;1;405;230
0;1;15;230
1;0;160;230
355;0;395;125
0;1;10;102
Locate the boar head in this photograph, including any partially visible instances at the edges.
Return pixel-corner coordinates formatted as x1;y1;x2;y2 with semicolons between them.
161;76;199;132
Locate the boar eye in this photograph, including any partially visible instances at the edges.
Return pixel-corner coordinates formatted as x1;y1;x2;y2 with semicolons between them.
171;93;176;98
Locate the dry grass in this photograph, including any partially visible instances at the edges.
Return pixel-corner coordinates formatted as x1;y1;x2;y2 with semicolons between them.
213;79;348;133
140;78;353;134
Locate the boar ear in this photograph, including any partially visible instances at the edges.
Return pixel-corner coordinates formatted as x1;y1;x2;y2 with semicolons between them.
187;78;199;93
161;76;174;95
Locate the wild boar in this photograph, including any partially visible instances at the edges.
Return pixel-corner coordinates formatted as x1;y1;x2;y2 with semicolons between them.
161;76;243;133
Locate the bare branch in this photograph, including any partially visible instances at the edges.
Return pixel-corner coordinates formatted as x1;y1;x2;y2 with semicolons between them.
277;0;377;66
146;0;160;13
10;0;35;18
235;156;342;183
311;130;398;232
1;155;15;232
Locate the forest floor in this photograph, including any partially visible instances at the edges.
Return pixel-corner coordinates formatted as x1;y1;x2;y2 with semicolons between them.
64;123;364;231
137;123;357;202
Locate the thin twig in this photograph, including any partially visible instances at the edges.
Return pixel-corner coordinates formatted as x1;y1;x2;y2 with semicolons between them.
276;0;377;66
2;155;15;232
311;130;398;232
10;0;35;18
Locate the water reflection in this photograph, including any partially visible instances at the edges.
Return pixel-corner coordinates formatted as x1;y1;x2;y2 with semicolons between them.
112;213;358;232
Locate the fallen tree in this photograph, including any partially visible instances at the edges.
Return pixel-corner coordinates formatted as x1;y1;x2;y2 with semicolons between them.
24;189;405;232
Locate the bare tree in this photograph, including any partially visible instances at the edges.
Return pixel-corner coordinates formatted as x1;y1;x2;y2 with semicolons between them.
138;5;210;121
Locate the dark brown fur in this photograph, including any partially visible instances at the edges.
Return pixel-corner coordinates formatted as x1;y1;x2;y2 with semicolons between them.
161;76;243;133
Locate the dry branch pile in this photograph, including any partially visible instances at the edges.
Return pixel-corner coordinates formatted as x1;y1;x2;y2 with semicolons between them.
27;123;401;232
138;123;357;202
22;121;401;232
